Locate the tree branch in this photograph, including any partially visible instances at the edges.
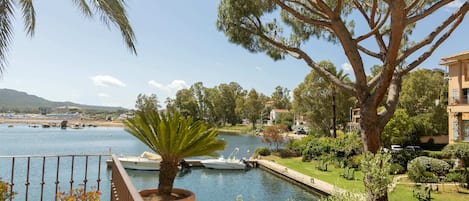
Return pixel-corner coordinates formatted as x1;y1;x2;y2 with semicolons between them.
407;0;453;24
354;0;389;56
357;45;382;59
355;8;390;43
257;33;357;96
335;0;343;16
274;0;331;27
377;74;402;128
286;0;328;19
398;1;469;64
400;13;466;76
371;1;405;107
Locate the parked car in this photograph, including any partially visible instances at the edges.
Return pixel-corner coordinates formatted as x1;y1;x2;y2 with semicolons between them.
293;128;307;135
404;145;422;151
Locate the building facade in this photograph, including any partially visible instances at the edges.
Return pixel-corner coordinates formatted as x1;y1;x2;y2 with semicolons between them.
441;51;469;143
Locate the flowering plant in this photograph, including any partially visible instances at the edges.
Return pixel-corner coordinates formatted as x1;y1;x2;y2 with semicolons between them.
56;184;101;201
0;178;16;201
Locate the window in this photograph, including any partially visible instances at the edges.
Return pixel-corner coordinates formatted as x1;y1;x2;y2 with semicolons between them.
453;89;459;104
462;120;469;141
454;120;459;141
466;63;469;81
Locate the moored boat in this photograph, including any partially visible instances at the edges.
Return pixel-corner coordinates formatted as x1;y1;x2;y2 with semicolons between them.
200;148;247;170
116;151;162;171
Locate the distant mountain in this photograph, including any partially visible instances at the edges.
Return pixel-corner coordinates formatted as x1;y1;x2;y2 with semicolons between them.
0;88;127;112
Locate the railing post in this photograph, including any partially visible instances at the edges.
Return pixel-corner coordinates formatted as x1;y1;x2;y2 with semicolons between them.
9;157;15;201
55;156;60;201
40;157;46;201
110;155;144;201
25;157;31;201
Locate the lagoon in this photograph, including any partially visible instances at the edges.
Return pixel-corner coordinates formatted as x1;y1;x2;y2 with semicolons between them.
0;124;319;201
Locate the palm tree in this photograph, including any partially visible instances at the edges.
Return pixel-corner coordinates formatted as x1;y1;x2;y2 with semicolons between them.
322;62;349;138
331;70;349;138
124;109;227;197
0;0;136;74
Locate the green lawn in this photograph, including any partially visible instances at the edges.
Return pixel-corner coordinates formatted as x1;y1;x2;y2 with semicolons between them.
390;184;469;201
218;125;255;133
263;156;365;192
263;155;469;201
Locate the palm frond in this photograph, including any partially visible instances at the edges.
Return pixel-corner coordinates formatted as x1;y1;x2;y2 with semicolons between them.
90;0;136;54
0;0;15;75
71;0;93;17
18;0;36;37
124;109;226;161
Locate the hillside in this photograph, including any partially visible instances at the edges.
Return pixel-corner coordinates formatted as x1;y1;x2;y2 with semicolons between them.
0;88;127;112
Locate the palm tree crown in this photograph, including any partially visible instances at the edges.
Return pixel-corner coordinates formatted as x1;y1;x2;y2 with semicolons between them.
0;0;136;74
124;109;226;196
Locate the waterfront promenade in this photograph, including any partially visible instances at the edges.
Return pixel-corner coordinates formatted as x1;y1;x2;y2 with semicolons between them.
255;159;346;196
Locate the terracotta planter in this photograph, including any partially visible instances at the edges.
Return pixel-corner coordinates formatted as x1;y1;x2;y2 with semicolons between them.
140;188;195;201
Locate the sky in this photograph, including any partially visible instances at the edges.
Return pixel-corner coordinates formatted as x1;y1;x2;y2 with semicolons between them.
1;1;468;109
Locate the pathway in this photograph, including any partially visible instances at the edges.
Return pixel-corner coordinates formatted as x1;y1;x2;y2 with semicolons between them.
254;159;346;195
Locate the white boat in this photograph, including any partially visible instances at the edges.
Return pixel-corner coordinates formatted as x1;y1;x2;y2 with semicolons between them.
200;148;247;170
117;151;162;171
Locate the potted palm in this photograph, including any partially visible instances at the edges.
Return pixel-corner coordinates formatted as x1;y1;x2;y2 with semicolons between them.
124;105;226;200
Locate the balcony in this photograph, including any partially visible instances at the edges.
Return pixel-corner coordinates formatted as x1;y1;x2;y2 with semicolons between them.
0;154;143;201
450;97;469;105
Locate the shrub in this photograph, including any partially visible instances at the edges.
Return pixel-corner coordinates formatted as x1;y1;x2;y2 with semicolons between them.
278;149;298;158
347;155;362;169
319;191;366;201
444;172;464;183
255;147;271;156
407;156;450;183
0;178;16;201
389;163;405;175
391;150;419;170
361;152;392;200
57;185;101;201
427;151;448;159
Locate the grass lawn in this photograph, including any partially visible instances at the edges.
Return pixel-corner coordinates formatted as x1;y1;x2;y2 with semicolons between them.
262;155;469;200
218;125;255;133
263;156;365;192
390;184;469;201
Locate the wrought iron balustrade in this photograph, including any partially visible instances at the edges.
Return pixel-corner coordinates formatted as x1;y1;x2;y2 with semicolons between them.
0;154;143;201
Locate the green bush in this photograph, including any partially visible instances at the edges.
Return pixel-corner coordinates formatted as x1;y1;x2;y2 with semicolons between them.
255;147;271;156
389;163;405;174
0;178;16;201
427;151;449;159
391;150;419;171
407;156;450;183
444;172;464;183
319;191;366;201
346;155;362;169
278;149;298;158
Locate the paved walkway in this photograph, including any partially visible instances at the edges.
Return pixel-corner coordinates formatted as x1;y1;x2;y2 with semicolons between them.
254;159;346;195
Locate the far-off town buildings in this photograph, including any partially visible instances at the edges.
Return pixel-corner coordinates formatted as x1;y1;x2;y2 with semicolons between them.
441;50;469;143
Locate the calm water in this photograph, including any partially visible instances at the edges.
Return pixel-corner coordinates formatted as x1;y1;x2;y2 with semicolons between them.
0;124;319;201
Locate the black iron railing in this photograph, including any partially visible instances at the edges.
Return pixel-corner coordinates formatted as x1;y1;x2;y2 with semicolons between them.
0;154;143;201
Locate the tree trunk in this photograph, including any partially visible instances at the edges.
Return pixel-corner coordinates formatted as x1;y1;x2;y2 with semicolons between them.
359;104;383;154
332;89;337;138
360;103;389;201
158;159;180;196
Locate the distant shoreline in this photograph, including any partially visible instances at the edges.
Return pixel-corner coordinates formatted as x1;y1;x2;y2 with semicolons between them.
0;118;124;127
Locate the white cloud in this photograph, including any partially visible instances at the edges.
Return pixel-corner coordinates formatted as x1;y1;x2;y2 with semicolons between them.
447;0;463;8
148;80;189;97
341;63;352;71
98;93;110;98
255;66;263;71
91;75;126;87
